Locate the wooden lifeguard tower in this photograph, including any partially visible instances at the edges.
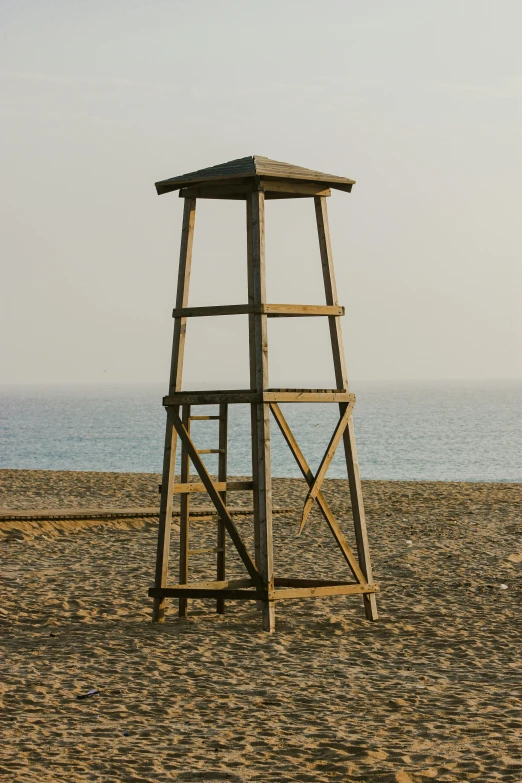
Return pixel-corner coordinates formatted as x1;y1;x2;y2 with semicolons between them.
149;156;379;632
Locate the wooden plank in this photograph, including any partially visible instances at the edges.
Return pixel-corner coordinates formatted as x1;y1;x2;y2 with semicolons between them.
168;409;264;592
164;390;257;405
196;449;224;454
216;403;227;614
179;181;254;199
171;304;344;318
298;401;354;533
265;304;344;317
0;507;162;521
271;584;379;600
260;179;331;197
315;195;378;621
157;578;254;590
248;190;275;632
0;506;296;522
172;304;250;318
163;390;355;405
178;405;191;618
269;402;367;585
189;415;221;420
221;481;254;492
246;196;261;606
263;391;354;403
153;197;196;623
150;584;377;601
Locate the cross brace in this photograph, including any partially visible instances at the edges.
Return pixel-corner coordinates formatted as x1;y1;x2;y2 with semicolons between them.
298;400;355;533
153;404;373;605
269;403;368;585
168;408;265;594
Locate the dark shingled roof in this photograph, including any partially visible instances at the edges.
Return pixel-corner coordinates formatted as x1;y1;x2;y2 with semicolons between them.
155;155;355;195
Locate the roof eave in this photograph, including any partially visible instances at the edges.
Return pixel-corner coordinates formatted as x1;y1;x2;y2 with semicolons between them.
156;178;355;196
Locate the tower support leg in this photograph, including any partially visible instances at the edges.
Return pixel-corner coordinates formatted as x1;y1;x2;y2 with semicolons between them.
314;195;378;621
247;191;275;632
152;417;178;623
178;405;191;617
216;404;228;614
152;197;196;622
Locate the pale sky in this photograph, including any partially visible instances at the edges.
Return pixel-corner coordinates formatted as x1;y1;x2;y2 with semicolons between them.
1;0;521;387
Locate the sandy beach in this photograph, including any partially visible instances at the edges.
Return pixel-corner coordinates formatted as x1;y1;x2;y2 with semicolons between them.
0;469;520;782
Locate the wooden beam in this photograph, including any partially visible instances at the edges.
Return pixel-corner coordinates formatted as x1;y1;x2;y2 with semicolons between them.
216;403;227;614
263;390;354;403
264;304;344;317
274;577;358;588
247;195;261;607
298;401;354;533
164;390;256;405
270;583;379;600
178;405;190;617
179;181;254;199
269;402;367;585
163;390;355;405
171;304;344;318
177;180;334;200
149;583;377;600
248;190;275;633
153;197;196;623
315;195;378;621
168;408;264;592
260;179;331;197
172;304;250;318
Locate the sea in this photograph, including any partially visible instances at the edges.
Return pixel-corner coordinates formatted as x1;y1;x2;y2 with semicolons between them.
1;381;520;482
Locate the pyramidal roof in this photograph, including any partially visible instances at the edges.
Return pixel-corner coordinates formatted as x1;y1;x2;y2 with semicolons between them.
155;155;355;195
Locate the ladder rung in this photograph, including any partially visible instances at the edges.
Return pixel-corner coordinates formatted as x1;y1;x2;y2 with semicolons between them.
196;449;224;454
189;415;221;420
188;547;224;555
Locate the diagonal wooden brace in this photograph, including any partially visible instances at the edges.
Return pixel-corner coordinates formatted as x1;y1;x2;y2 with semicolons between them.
168;409;264;594
298;401;355;534
269;403;367;584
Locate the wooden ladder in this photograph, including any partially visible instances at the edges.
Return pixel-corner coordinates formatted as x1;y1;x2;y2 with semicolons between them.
178;404;228;617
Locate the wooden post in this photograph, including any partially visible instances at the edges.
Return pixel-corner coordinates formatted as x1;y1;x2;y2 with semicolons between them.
216;403;228;614
246;198;262;614
178;404;191;617
314;195;378;621
247;191;275;632
152;197;196;622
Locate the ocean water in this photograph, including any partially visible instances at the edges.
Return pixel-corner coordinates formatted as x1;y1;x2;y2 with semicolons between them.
1;381;520;482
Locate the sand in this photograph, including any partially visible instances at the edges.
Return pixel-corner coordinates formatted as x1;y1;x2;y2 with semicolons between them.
0;469;521;782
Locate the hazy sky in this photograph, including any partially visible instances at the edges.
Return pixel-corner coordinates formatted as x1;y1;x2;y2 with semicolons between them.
1;0;521;387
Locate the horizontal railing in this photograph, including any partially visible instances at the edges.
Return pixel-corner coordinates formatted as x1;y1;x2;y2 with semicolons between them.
163;390;356;405
172;303;344;318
